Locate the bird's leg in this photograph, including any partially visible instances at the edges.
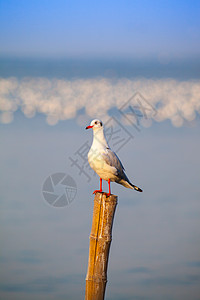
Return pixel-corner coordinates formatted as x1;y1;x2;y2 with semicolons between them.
100;178;102;191
92;178;103;194
104;179;111;197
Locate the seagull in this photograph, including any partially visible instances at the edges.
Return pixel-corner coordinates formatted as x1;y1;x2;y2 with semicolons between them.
86;119;143;196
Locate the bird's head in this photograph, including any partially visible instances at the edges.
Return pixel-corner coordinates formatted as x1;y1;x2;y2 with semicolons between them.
85;119;103;131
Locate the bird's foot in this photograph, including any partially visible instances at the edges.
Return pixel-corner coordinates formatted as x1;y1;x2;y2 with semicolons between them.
104;192;111;197
92;189;103;194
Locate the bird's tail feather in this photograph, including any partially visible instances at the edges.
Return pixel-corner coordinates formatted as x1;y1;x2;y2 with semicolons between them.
131;183;143;192
120;180;143;192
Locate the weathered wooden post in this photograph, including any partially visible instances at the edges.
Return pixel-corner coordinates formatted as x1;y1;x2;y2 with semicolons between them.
85;192;118;300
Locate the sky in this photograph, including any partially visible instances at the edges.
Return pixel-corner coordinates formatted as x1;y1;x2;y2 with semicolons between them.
0;0;200;58
0;1;200;300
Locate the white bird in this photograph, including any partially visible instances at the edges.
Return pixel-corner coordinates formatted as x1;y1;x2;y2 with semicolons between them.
86;119;143;196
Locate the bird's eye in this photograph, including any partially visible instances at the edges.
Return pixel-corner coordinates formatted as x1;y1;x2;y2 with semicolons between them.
94;121;97;125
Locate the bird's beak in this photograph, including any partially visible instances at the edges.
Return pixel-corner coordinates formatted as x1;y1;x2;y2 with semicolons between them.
85;125;93;130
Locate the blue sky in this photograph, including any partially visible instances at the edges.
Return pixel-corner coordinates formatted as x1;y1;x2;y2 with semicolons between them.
0;0;200;58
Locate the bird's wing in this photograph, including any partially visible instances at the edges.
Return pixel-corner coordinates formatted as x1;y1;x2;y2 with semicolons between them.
101;148;125;176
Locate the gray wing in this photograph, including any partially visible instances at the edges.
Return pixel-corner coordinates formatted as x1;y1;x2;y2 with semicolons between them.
101;148;126;178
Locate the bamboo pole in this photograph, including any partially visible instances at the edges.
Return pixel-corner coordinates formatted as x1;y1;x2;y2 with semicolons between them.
85;192;118;300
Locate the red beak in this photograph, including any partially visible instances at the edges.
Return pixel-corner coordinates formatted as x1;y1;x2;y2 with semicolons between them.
85;125;93;130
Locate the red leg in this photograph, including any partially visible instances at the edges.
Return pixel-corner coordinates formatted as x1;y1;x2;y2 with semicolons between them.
100;178;102;191
93;178;103;194
105;179;111;197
